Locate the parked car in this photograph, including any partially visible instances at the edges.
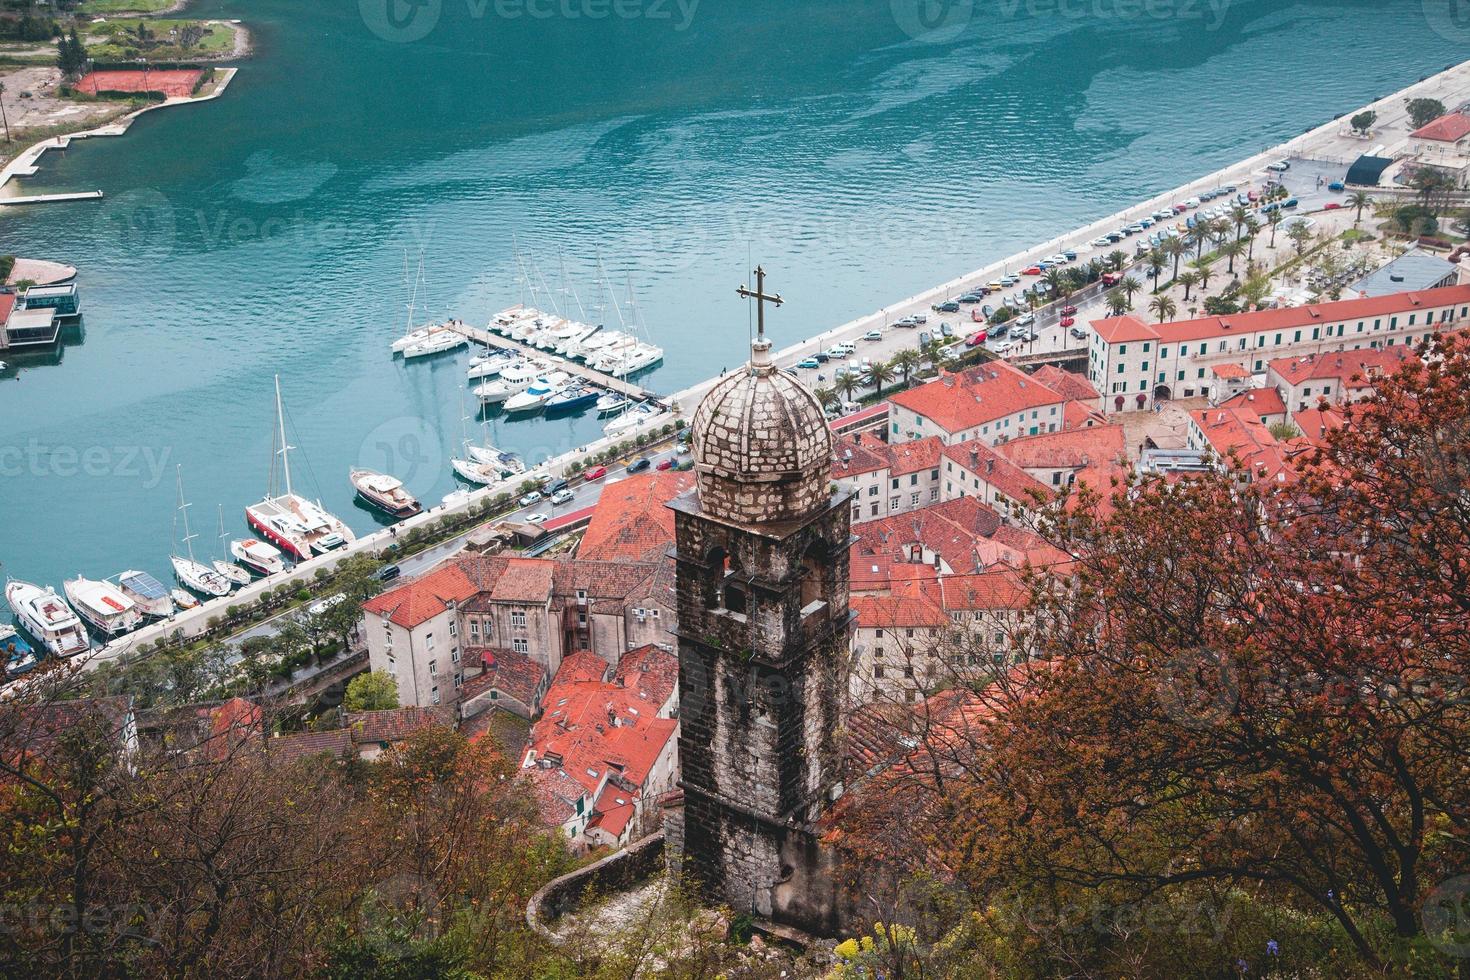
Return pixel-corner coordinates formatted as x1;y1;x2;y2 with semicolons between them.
989;322;1010;337
863;329;883;341
894;315;918;327
1328;180;1344;192
1015;312;1035;326
627;457;652;473
1062;249;1078;261
966;329;988;347
1000;275;1019;286
1266;159;1290;172
933;300;960;312
940;322;954;337
1060;316;1076;328
1323;202;1343;211
796;357;820;369
958;292;984;304
918;331;932;346
971;307;988;323
1021;266;1042;276
987;281;1005;292
1060;305;1078;316
373;563;401;583
1069;326;1089;339
913;313;928;324
994;340;1016;355
550;488;575;505
1101;272;1122;286
546;478;569;495
518;490;543;506
656;459;674;471
524;513;547;525
1282;197;1299;208
813;351;830;363
584;465;608;480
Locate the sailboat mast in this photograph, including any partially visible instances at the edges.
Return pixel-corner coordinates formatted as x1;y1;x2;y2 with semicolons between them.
177;466;198;561
275;375;294;498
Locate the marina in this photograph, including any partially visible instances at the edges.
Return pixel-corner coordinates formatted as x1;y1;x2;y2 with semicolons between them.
442;316;659;404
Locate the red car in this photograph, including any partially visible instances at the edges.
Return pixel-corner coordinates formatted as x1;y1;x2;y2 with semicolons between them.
966;330;988;347
1101;273;1122;287
1060;317;1076;328
1061;305;1078;316
1022;265;1042;276
1248;190;1259;202
584;465;607;480
1323;202;1343;210
971;308;987;323
1172;204;1189;214
656;458;674;471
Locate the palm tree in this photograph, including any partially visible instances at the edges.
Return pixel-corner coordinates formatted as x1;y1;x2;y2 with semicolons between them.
1120;275;1142;310
1267;209;1284;248
868;360;896;398
1192;258;1215;293
1242;216;1262;261
1287;222;1313;258
835;373;860;404
1219;239;1246;275
1176;270;1200;301
1229;204;1250;241
1107;249;1128;272
1348;190;1373;227
1164;236;1187;281
890;348;922;386
1149;294;1178;324
813;385;840;414
1041;268;1066;304
1146;246;1166;291
1105;292;1129;317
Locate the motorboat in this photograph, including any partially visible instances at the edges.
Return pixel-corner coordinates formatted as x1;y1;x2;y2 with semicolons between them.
351;467;423;519
5;580;89;658
171;467;232;597
64;576;143;638
467;349;516;380
211;506;253;587
115;569;174;619
596;392;629;415
2;624;37;678
465;443;525;477
474;358;548;404
403;324;468;359
231;538;286;577
504;372;571;413
592;343;663;376
245;377;357;560
545;383;599;413
604;403;663;436
450;456;506;485
571;330;629;361
170;589;201;611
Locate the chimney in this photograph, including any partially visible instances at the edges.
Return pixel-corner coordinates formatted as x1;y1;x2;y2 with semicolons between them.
986;458;995;473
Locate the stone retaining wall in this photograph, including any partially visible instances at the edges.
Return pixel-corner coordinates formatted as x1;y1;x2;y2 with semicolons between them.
526;832;666;944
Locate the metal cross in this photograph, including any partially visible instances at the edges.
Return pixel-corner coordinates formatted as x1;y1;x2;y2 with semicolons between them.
736;266;783;340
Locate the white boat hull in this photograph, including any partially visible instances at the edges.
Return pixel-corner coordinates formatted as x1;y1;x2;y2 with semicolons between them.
6;580;90;658
64;577;143;637
231;539;286;576
173;555;232;598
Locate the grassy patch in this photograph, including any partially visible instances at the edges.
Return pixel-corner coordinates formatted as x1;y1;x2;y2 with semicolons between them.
79;0;180;13
84;18;234;61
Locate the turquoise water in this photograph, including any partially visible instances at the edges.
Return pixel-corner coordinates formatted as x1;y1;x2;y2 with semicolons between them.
0;0;1462;593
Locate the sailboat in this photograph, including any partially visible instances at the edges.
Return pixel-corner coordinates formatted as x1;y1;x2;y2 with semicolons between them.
450;386;515;485
212;506;252;587
244;376;357;561
172;467;232;598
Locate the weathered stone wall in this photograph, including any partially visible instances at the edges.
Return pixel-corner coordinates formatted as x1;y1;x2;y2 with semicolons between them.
526;832;667;943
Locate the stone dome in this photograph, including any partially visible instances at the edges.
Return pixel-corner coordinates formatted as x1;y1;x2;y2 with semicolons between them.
691;339;833;526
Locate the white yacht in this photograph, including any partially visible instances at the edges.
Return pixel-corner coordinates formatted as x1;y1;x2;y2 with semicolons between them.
450;457;506;485
466;443;526;477
474;359;547;403
467;349;516;380
115;569;174;619
592;342;664;376
604;403;663;436
231;538;287;577
391;322;449;354
64;576;143;638
504;371;570;413
403;324;468;359
6;579;89;658
596;392;629;415
569;330;628;361
245;376;357;560
212;506;253;587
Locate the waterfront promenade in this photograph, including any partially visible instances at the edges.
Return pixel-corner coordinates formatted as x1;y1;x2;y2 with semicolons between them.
68;57;1470;671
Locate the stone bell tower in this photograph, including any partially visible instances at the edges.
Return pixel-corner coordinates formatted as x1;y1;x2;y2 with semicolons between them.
668;268;853;936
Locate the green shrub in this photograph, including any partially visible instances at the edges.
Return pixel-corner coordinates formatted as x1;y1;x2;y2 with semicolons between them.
294;588;312;602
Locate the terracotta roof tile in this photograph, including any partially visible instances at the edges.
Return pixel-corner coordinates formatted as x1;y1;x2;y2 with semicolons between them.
1219;386;1287;419
612;644;679;709
363;561;479;629
888;362;1065;434
1266;346;1418;389
1030;365;1099;402
465;647;547;706
345;706;456;745
1411;112;1470;142
578;470;694;563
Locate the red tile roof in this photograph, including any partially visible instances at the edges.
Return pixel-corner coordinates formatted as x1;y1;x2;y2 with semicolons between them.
1154;286;1470;345
852;593;948;630
265;729;354;764
556;650;610;685
1090;314;1159;344
1291;407;1348;446
938;570;1031;612
1219;386;1287;419
1190;406;1296;484
1211;363;1250;379
888;362;1065;434
489;558;556;602
1266;346;1418;389
467;647;547;707
1030;365;1099;402
1411;112;1470;142
941;439;1053;505
0;293;15;324
612;644;679;710
578;470;694;563
363;561;479;629
831;433;944;479
346;706;456;745
1062;400;1108;429
994;425;1130;513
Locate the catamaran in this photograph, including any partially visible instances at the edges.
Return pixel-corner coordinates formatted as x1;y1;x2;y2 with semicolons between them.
172;467;233;598
63;576;143;638
245;376;357;561
504;371;571;413
231;538;286;577
211;506;253;587
350;468;423;519
115;569;174;619
5;579;89;658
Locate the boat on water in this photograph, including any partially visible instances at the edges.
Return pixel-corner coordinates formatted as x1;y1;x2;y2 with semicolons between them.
504;372;571;413
171;589;201;611
467;349;516;380
474;359;547;404
592;342;664;376
596;392;629;415
63;576;143;638
450;456;507;485
231;538;286;577
465;443;525;477
171;467;233;597
115;569;174;619
245;376;357;561
403;322;468;359
351;468;423;519
5;580;89;658
212;506;253;587
546;382;599;413
604;403;663;436
569;329;628;361
2;624;37;678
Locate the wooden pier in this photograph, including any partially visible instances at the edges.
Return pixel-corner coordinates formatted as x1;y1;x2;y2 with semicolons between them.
0;190;103;206
445;321;659;401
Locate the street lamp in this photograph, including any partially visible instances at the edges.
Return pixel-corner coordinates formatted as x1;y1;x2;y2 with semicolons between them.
135;56;148;95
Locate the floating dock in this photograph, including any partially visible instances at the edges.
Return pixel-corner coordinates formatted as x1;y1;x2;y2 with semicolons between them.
444;321;659;402
0;190;104;206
